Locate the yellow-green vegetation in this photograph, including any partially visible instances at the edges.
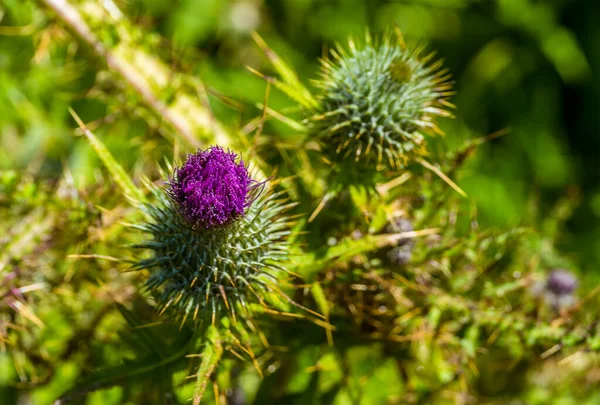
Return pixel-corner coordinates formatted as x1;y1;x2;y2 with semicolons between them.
1;1;599;405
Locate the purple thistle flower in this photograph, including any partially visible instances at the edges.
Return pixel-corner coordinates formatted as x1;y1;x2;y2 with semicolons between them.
168;146;260;228
546;269;578;296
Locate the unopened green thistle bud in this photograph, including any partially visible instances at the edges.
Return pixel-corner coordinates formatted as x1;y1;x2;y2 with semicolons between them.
312;32;453;173
134;147;292;323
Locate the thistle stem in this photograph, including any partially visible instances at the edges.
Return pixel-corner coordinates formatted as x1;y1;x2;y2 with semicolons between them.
39;0;228;147
193;325;223;405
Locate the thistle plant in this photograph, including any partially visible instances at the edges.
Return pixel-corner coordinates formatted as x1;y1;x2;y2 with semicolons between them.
135;146;292;324
303;32;457;222
3;2;600;404
311;31;453;177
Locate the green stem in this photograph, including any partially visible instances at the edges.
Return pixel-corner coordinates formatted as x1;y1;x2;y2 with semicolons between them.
193;325;223;405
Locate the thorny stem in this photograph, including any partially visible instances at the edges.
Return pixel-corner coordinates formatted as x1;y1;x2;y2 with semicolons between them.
193;325;223;405
38;0;229;148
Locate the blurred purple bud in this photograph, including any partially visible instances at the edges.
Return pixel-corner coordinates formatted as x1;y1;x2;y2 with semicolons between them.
387;245;412;265
386;217;414;265
386;217;414;246
546;269;578;296
385;217;413;235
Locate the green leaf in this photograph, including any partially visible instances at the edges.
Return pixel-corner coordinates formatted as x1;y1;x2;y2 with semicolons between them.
250;33;319;109
255;103;308;132
310;284;329;319
68;107;146;204
116;304;165;357
55;348;189;404
297;232;425;281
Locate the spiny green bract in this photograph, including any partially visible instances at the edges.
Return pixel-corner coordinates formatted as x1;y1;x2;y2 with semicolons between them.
134;183;292;324
312;33;453;171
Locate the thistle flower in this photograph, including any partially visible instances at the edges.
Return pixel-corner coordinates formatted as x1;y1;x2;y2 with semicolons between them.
312;32;453;172
532;269;578;311
135;147;292;323
385;217;414;240
546;269;578;296
168;146;259;229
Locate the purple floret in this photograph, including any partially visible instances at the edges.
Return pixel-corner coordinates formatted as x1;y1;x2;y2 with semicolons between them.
546;269;578;296
168;146;259;228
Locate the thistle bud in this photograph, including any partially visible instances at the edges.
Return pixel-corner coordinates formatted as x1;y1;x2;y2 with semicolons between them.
387;246;413;266
531;269;579;312
385;217;415;265
135;147;291;322
546;269;578;296
312;33;452;171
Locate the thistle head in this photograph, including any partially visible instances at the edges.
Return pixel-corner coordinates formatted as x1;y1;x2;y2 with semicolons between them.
546;269;578;296
168;147;259;229
531;269;578;312
385;217;415;266
136;147;291;323
312;32;453;171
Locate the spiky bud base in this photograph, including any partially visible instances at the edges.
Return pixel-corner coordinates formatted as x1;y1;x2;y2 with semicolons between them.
135;187;291;323
312;33;453;171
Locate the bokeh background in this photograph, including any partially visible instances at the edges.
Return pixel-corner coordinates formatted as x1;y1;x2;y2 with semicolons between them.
1;1;600;404
2;0;598;272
